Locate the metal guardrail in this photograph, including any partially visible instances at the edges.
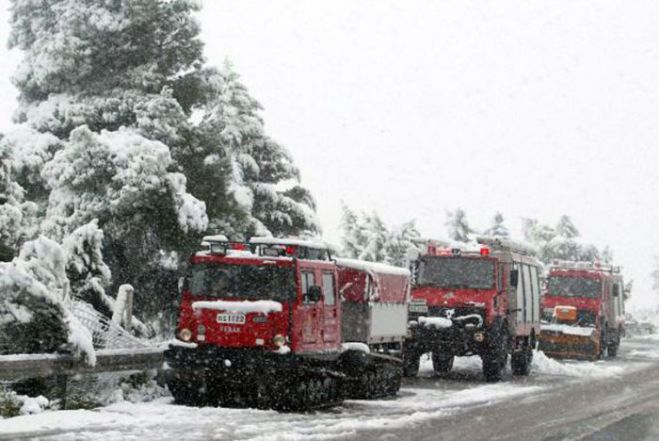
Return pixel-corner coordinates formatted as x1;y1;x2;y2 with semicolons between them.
0;347;164;381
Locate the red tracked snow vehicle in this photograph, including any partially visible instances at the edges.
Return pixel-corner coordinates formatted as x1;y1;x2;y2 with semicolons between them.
539;261;626;360
164;236;410;410
404;237;542;382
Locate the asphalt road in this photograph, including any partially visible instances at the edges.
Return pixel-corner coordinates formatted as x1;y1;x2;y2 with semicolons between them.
362;336;659;441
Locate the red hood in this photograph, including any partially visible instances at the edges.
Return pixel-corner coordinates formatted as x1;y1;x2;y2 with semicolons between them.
177;293;289;351
411;286;495;323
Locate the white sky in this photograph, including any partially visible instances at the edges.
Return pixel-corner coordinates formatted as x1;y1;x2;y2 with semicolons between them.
0;0;658;310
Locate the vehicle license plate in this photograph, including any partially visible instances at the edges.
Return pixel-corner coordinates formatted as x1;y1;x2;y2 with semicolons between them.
217;313;246;324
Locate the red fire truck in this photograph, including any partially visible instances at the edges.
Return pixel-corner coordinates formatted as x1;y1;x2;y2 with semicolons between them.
539;261;626;360
164;236;410;410
404;237;542;382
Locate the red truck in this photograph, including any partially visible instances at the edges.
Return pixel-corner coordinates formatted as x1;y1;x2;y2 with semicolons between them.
404;237;542;382
539;261;626;360
164;236;410;410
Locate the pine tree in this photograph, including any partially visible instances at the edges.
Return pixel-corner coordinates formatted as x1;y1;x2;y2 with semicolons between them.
359;213;389;262
4;0;318;327
484;212;509;238
555;215;579;239
386;220;421;266
339;203;365;259
446;209;472;243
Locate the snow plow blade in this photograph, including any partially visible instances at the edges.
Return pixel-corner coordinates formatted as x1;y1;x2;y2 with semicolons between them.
538;325;600;361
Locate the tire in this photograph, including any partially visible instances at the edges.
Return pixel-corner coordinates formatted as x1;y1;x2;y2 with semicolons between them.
608;332;620;358
482;326;509;382
431;351;454;376
511;340;533;376
167;376;203;406
403;350;421;377
598;327;608;360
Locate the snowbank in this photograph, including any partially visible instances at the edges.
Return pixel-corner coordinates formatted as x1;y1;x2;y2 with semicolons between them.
191;300;283;314
531;350;624;378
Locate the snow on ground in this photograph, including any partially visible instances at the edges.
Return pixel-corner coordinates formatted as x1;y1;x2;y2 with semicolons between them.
418;350;625;379
0;383;542;441
531;351;625;378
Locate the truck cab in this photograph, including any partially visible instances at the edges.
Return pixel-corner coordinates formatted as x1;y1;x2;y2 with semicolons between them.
165;236;343;409
540;262;626;359
405;237;542;382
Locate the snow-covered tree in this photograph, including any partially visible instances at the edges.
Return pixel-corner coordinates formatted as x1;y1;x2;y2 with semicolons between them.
359;213;389;263
192;64;319;238
340;204;366;259
4;0;318;327
386;220;421;266
446;209;473;243
555;215;579;239
339;205;419;266
522;215;603;264
484;212;509;238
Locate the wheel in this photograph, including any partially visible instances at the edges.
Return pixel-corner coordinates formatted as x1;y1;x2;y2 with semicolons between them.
166;372;204;406
598;327;608;359
482;327;509;382
254;382;271;409
608;332;620;358
403;351;421;377
431;351;454;376
511;339;533;376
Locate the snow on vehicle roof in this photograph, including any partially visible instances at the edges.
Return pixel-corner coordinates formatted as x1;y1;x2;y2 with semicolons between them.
202;235;229;243
191;300;283;314
249;236;328;249
334;258;410;277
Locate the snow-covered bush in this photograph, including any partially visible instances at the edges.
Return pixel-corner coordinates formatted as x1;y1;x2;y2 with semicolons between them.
0;237;94;363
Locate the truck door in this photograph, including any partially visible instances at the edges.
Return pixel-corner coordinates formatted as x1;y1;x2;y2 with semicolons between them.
512;262;525;326
522;264;533;324
299;269;323;350
321;271;340;347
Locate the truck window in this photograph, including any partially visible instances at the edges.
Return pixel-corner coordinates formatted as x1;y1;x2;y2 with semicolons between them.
188;263;296;301
301;271;315;303
547;276;601;298
417;257;495;289
322;273;336;306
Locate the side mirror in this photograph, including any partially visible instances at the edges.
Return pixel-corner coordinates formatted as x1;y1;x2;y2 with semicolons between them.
178;277;185;294
307;285;323;303
510;269;519;288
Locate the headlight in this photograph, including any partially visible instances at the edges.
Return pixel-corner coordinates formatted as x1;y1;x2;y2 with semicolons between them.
178;328;192;342
273;334;286;347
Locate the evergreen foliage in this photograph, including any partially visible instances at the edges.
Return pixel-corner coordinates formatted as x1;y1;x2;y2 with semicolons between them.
0;0;318;337
339;204;419;266
445;208;473;243
484;212;509;238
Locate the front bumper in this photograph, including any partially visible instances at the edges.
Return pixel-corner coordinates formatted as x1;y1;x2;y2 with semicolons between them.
407;319;487;356
165;345;294;382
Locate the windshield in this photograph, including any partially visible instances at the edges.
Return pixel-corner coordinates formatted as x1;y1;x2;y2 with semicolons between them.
547;276;601;299
417;257;495;289
187;263;296;301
